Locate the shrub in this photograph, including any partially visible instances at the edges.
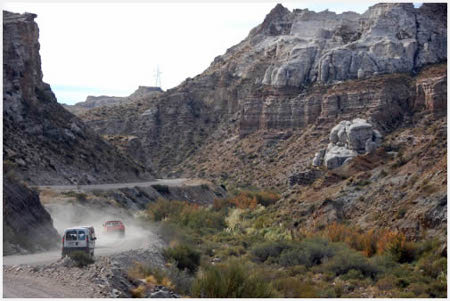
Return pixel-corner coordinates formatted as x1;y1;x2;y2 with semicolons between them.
325;223;363;252
369;254;398;275
178;205;226;232
163;244;201;274
147;199;185;222
253;191;280;207
251;241;290;263
278;238;337;267
212;198;229;211
321;248;378;278
192;260;274;297
376;275;396;291
342;269;365;280
68;250;94;267
128;262;165;280
272;277;318;297
229;192;258;209
222;190;281;209
149;199;226;233
323;223;416;259
130;285;146;298
416;253;447;278
385;233;416;263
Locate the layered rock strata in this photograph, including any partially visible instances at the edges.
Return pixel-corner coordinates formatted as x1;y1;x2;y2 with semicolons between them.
3;11;153;184
79;3;446;177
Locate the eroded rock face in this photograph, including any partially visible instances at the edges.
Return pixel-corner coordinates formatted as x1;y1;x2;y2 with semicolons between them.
415;75;447;112
78;4;446;177
3;176;59;255
314;118;382;169
228;3;447;87
3;11;153;184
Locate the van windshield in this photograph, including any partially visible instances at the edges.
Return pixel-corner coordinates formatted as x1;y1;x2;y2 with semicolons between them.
66;230;78;241
78;231;86;240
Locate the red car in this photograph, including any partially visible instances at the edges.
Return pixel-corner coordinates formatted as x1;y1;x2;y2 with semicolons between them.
103;220;125;237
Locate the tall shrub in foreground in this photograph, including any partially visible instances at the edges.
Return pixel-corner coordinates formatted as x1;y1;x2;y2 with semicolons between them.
192;260;274;297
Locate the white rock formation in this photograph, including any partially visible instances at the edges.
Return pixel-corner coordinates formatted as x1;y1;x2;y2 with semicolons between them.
215;3;446;88
313;118;382;169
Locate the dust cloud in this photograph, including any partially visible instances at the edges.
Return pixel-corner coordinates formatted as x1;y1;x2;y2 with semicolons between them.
44;202;161;253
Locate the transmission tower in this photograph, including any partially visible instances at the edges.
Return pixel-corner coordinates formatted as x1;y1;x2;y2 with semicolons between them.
154;66;162;88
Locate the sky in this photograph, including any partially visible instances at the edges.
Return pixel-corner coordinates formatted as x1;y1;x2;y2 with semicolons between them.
4;1;385;105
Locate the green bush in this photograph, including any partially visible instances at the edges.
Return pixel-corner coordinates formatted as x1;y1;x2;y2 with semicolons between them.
321;248;378;278
192;260;274;297
68;250;94;267
272;277;318;297
278;238;337;267
163;244;201;274
178;207;226;232
147;199;186;222
251;241;290;262
386;236;417;263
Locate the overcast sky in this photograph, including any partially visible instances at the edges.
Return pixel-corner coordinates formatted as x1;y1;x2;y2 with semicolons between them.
4;1;380;105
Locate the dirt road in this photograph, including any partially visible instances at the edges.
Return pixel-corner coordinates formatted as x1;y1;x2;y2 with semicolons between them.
3;226;163;266
3;193;165;298
3;273;92;298
34;178;189;192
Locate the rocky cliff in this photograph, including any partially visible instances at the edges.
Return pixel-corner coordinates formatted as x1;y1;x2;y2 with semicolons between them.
3;176;59;255
75;3;446;240
3;11;154;185
80;3;446;179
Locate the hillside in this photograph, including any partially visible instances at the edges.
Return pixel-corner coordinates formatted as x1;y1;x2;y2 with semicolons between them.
3;11;154;185
2;3;447;298
76;3;447;240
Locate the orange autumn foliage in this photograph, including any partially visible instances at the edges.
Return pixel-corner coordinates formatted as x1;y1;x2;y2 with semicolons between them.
324;222;410;257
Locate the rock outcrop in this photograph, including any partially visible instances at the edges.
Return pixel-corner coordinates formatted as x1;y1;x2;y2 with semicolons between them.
415;75;447;112
229;3;446;87
66;86;163;114
313;118;382;169
3;176;59;255
3;11;153;184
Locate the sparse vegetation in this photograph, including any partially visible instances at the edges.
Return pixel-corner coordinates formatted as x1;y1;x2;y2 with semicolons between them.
67;251;94;267
145;192;446;298
191;260;274;298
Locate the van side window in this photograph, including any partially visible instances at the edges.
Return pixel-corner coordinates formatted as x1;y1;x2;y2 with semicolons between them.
78;231;86;240
66;230;78;241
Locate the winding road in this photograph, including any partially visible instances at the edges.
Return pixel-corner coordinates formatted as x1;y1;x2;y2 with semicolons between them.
3;179;178;298
34;178;190;191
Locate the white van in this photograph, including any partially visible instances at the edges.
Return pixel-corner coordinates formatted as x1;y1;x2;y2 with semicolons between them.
62;226;96;258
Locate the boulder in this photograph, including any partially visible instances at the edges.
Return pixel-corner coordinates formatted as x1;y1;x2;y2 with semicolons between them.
324;144;358;169
312;148;326;167
315;118;382;169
